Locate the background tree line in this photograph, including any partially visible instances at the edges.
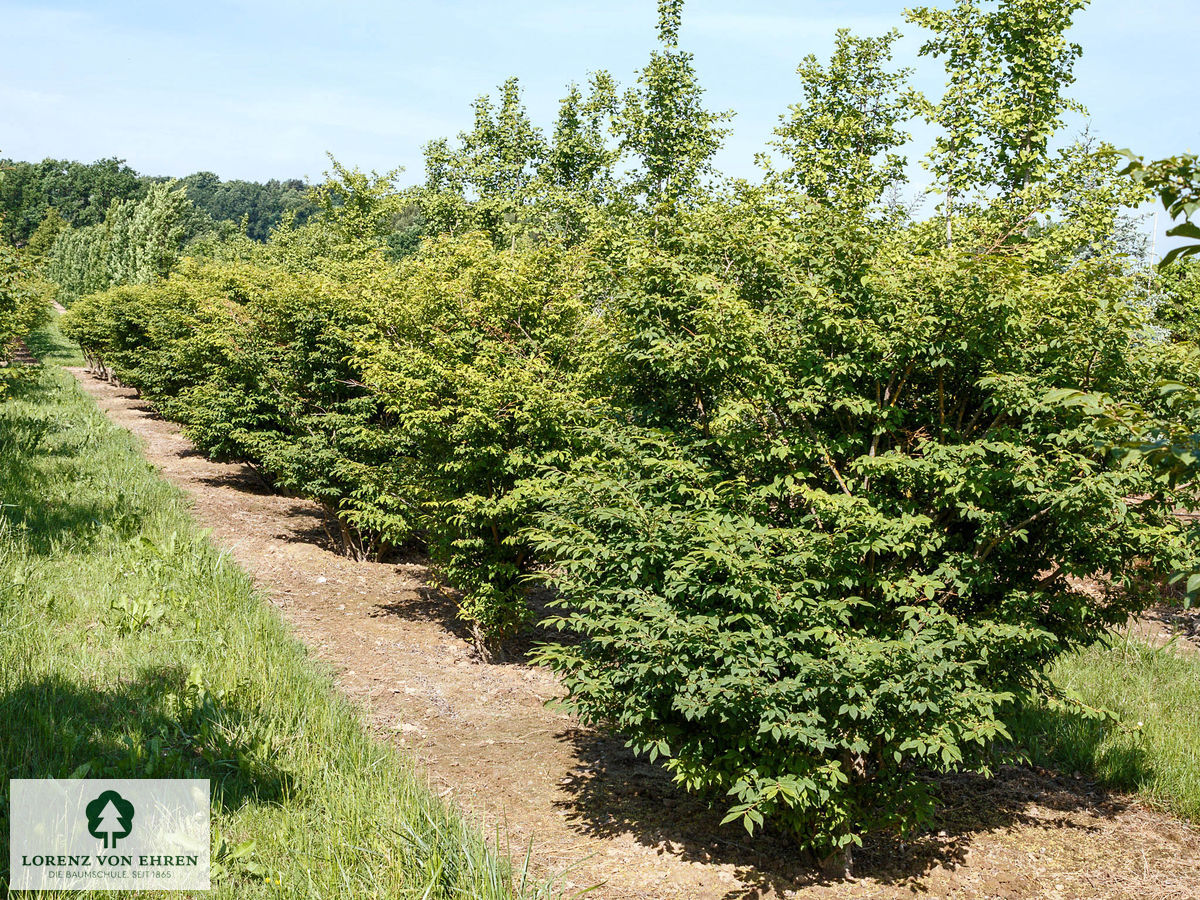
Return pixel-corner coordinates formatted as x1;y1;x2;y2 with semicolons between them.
0;157;317;247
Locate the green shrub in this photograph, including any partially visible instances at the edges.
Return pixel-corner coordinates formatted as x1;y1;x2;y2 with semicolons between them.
62;234;596;641
352;232;593;638
0;234;49;383
527;195;1195;859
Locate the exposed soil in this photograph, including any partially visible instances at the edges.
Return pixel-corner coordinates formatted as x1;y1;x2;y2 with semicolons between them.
3;339;38;367
67;365;1200;900
1129;605;1200;653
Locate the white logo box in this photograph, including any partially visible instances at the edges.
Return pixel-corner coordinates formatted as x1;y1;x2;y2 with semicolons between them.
9;779;210;891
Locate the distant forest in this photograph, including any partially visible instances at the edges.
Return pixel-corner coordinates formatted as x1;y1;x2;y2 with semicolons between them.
0;157;316;244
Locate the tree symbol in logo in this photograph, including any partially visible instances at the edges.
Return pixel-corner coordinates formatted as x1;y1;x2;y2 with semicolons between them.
86;790;135;849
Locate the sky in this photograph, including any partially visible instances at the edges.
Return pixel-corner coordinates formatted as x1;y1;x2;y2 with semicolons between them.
1;0;1195;252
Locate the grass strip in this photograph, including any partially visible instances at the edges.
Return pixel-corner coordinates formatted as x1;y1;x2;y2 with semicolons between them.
1012;630;1200;822
0;358;552;898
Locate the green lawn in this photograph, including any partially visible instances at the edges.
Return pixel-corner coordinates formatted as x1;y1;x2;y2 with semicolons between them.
21;309;84;367
1011;630;1200;821
0;356;551;898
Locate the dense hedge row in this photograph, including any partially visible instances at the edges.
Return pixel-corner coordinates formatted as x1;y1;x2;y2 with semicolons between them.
65;230;597;638
0;233;49;379
61;192;1200;855
56;0;1200;866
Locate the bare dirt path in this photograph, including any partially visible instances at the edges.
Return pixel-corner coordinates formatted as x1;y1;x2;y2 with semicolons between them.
68;365;1200;900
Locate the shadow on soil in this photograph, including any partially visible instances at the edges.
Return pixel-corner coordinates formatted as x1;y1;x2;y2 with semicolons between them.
189;457;278;495
371;581;574;661
553;725;1140;899
186;462;403;563
1145;604;1200;641
371;584;477;643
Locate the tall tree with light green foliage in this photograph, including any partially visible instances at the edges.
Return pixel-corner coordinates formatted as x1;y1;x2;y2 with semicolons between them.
906;0;1087;243
614;0;730;214
420;77;547;247
768;28;915;215
542;73;620;198
46;181;202;303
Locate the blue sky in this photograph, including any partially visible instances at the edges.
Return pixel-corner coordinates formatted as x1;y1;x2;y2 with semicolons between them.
1;0;1195;248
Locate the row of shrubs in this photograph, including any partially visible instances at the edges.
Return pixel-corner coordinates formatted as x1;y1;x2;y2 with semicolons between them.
50;0;1200;866
65;229;590;635
0;231;49;384
59;181;1199;857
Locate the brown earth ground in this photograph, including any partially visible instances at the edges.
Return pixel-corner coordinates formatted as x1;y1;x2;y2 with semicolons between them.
66;365;1200;900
